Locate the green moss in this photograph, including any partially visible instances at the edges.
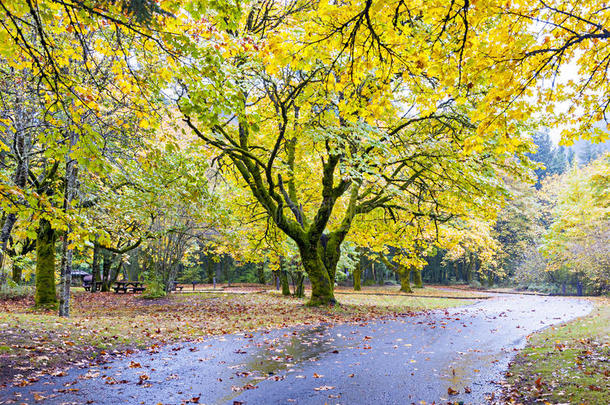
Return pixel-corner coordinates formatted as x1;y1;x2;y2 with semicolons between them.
412;268;423;288
399;270;413;293
507;299;610;404
353;266;362;291
34;218;57;309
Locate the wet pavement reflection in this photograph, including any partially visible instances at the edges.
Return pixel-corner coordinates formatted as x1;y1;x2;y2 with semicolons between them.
0;294;592;405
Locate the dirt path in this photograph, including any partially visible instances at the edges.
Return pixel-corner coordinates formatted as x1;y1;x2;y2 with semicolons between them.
0;294;592;405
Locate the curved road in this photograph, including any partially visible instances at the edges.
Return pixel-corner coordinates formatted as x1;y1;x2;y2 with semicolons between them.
0;294;592;405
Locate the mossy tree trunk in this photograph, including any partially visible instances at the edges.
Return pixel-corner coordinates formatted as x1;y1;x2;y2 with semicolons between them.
34;218;57;309
353;261;362;291
257;262;266;284
292;271;305;298
205;255;214;283
466;253;474;284
188;117;360;307
378;253;413;293
101;249;113;292
412;268;423;288
12;262;22;284
279;257;291;296
300;243;335;305
398;267;413;293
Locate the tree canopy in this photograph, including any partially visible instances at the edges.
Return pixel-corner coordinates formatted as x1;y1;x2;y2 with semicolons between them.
0;0;609;310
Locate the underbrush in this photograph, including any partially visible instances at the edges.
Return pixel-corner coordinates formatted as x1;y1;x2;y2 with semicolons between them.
0;281;33;299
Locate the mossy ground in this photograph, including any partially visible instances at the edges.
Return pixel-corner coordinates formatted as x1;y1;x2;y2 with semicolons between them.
503;297;609;404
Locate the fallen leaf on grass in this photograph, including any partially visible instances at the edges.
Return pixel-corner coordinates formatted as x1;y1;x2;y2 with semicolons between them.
231;383;258;392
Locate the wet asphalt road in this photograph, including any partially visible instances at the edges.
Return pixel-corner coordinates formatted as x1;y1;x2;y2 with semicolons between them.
0;294;592;405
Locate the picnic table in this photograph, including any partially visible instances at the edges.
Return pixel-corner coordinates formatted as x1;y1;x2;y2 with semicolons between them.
172;281;184;292
113;281;146;294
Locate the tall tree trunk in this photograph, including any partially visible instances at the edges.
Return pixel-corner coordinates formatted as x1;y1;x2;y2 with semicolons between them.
256;262;266;284
412;268;423;288
11;262;22;284
59;153;78;317
101;249;113;292
205;255;214;283
293;272;305;298
378;253;412;293
59;235;74;316
35;218;57;308
466;253;474;284
300;244;334;306
91;242;101;291
353;260;362;291
279;257;290;296
0;215;17;285
398;267;413;293
0;121;29;284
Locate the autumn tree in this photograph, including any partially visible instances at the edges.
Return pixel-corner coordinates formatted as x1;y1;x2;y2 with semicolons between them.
177;1;533;305
541;154;610;294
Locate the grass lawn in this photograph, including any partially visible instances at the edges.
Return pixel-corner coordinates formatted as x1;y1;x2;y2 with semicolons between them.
333;284;488;299
0;285;473;387
503;297;609;404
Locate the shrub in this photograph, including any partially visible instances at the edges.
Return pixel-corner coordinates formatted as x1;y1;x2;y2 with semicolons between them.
139;271;166;299
0;280;33;299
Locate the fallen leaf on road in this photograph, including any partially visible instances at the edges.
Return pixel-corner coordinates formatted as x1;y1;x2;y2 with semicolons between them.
314;386;335;391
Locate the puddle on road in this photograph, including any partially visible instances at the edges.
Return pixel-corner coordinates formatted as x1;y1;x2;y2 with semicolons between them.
217;325;344;404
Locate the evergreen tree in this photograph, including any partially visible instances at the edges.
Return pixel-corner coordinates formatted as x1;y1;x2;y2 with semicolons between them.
550;146;568;175
579;143;602;165
529;131;555;188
